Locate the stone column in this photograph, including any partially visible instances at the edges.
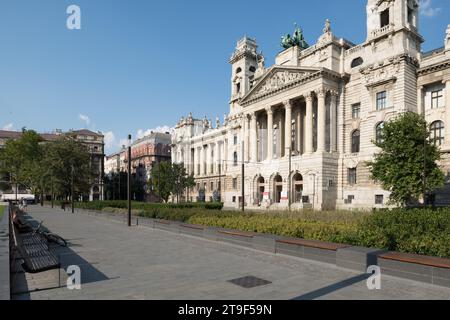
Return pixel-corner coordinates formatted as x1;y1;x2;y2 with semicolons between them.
317;89;326;153
296;110;301;154
305;93;314;154
223;139;228;173
200;146;205;176
214;142;219;174
417;86;424;114
330;90;338;153
445;80;450;148
266;107;273;160
284;100;292;155
191;148;195;176
250;113;258;162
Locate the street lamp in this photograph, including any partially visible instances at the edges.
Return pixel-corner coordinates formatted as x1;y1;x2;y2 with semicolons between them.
286;147;292;211
127;134;132;227
241;141;245;212
71;164;75;214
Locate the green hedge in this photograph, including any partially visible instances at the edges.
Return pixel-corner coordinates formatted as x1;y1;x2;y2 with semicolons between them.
346;208;450;258
188;213;356;243
187;209;450;258
75;200;223;211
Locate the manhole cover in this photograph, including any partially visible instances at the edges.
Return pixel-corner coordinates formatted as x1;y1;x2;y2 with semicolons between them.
227;276;272;289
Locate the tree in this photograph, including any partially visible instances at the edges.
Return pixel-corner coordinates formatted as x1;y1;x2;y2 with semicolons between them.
0;129;44;197
150;162;196;203
367;112;445;206
43;136;93;200
150;162;173;203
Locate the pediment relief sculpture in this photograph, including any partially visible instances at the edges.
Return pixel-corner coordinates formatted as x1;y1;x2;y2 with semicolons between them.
251;69;314;98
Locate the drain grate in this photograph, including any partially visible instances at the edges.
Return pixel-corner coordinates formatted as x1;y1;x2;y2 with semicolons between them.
227;276;272;289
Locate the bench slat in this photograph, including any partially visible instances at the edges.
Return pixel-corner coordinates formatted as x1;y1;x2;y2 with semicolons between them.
379;252;450;269
276;238;350;251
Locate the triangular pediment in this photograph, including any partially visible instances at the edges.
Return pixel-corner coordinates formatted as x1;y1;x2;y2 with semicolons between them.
241;66;321;104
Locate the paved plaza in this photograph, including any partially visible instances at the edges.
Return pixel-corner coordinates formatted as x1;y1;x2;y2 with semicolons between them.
11;205;450;300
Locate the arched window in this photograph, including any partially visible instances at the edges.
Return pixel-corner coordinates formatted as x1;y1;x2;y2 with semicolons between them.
233;152;238;166
375;122;384;145
351;130;360;153
236;67;242;74
273;175;283;203
351;57;363;68
292;173;303;203
430;121;445;146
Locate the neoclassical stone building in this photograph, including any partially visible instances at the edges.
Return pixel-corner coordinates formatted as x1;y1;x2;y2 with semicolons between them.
172;0;450;210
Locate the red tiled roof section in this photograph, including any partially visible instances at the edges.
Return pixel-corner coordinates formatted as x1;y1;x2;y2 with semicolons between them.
0;130;22;139
70;129;103;136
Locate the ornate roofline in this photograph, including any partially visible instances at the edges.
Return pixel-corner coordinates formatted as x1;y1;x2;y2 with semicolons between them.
417;60;450;77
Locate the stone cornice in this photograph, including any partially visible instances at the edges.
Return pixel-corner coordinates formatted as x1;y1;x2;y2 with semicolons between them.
417;60;450;77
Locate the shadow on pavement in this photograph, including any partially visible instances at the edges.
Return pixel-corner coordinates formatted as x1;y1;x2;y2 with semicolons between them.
10;215;111;299
290;273;371;300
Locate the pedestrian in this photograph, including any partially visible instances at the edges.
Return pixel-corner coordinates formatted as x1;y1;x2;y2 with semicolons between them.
21;198;28;212
61;201;66;211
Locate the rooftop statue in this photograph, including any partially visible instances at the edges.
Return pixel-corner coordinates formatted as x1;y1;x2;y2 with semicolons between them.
281;24;309;50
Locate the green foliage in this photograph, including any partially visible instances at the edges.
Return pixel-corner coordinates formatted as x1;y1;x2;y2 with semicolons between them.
0;129;44;193
367;112;445;206
347;208;450;258
75;200;224;212
43;136;93;199
149;162;196;202
0;131;94;202
150;162;173;203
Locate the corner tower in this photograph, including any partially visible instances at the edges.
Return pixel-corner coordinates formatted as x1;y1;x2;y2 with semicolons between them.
366;0;422;57
229;37;260;114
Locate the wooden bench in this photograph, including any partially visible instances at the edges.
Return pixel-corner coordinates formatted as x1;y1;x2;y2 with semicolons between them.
10;210;60;274
276;238;350;251
218;230;255;238
378;252;450;269
180;224;204;230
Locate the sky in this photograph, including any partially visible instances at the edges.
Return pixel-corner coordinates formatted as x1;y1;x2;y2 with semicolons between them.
0;0;449;154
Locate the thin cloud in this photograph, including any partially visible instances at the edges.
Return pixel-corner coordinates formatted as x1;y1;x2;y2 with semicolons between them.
78;114;91;126
136;126;173;139
420;0;441;17
2;123;13;130
103;131;116;150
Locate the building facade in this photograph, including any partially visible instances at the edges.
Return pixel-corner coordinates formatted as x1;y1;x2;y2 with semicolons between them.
0;129;105;201
172;0;450;210
104;131;172;201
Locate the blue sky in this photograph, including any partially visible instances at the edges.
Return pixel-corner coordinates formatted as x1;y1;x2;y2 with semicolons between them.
0;0;449;154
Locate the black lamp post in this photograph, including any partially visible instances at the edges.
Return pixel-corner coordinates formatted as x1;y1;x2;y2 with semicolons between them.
127;134;132;227
71;165;75;213
241;141;245;212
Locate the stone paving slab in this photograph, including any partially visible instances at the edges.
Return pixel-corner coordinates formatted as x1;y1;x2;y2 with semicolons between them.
10;205;450;300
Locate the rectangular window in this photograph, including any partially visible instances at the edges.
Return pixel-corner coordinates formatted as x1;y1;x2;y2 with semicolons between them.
233;135;238;145
352;103;360;119
347;195;355;204
232;196;236;203
431;90;444;109
380;9;390;28
376;91;387;110
375;195;384;205
348;168;357;186
232;178;237;190
291;120;296;151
